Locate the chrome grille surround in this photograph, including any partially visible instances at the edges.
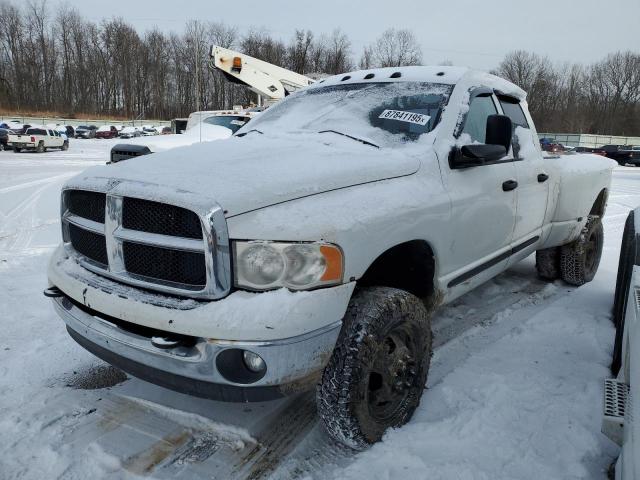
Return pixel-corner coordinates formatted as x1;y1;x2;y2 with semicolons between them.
60;179;231;300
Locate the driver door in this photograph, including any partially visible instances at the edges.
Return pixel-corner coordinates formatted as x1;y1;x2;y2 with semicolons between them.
438;92;517;289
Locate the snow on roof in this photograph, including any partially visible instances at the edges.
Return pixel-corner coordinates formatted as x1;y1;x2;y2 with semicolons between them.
311;65;526;100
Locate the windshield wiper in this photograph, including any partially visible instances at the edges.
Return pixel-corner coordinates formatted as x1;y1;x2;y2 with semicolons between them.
318;130;379;149
236;129;263;137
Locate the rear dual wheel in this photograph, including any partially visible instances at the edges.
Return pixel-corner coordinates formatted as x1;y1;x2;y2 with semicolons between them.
535;215;604;286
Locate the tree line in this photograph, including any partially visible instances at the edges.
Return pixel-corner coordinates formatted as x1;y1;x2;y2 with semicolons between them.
1;1;639;135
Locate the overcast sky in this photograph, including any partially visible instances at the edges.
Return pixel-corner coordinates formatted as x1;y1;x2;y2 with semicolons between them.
49;0;639;70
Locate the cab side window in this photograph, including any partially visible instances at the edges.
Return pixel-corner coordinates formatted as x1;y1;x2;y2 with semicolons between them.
462;94;498;144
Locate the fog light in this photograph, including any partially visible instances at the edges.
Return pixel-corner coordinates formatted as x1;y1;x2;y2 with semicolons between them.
243;351;266;373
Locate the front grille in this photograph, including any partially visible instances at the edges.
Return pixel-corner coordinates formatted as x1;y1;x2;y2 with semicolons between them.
123;242;206;287
123;198;203;239
62;187;229;299
67;190;106;223
68;223;108;265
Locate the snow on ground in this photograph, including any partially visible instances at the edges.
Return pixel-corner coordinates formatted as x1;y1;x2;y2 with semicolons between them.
0;142;638;479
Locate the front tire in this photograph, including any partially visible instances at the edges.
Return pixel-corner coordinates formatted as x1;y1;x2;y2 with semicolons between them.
560;215;604;286
317;287;432;450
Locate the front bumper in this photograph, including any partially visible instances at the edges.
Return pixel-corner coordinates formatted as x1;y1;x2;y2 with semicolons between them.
52;292;342;401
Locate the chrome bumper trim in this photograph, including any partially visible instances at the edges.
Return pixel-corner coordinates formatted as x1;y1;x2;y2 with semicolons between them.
52;294;340;389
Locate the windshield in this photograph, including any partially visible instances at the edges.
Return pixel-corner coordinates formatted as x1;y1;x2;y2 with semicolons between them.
242;82;452;146
202;115;250;133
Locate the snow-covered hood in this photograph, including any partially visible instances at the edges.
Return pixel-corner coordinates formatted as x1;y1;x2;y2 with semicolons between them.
73;133;420;217
122;124;232;152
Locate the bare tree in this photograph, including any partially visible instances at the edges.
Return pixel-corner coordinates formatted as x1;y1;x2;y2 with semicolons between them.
366;28;422;68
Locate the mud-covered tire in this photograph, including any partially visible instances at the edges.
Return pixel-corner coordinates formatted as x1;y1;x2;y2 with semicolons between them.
535;247;561;280
560;215;604;286
317;287;432;450
611;210;638;375
36;141;44;153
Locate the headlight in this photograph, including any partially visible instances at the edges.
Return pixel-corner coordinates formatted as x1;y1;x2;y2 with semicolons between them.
233;241;343;291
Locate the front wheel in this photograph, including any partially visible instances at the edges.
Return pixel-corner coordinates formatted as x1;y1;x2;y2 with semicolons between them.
317;287;432;450
560;215;604;286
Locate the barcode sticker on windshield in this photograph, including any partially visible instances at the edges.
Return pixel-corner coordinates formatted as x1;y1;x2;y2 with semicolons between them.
378;110;430;126
230;120;246;126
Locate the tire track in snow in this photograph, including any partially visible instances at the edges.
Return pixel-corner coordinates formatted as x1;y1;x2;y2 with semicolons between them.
0;172;77;194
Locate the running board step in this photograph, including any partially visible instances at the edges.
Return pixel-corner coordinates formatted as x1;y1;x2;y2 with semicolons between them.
602;378;629;445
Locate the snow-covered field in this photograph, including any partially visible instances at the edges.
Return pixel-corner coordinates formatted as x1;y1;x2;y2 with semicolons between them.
0;140;638;479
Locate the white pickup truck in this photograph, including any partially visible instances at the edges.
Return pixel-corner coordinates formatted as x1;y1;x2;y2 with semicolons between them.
9;127;68;153
46;66;614;449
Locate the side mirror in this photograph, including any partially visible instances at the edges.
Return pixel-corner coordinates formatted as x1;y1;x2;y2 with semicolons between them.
449;144;507;169
486;114;512;151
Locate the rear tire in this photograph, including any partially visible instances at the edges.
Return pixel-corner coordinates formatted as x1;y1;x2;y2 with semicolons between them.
61;141;69;151
535;247;561;280
317;287;432;450
13;147;21;153
560;215;604;286
36;141;44;153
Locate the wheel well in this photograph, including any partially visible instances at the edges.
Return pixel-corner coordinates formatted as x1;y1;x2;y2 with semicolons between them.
590;189;608;217
358;240;435;300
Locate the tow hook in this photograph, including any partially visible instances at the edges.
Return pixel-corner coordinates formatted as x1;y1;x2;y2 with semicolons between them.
151;336;184;349
43;286;63;298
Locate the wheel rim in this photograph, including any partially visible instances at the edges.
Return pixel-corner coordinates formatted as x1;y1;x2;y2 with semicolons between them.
584;227;601;274
366;325;418;421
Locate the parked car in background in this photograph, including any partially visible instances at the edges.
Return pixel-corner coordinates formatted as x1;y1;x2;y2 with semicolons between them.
95;125;119;139
9;124;32;135
539;137;568;153
616;146;640;167
161;126;172;135
597;145;640;166
75;125;97;139
118;126;141;139
0;128;9;150
604;207;640;479
109;112;254;163
142;127;159;136
8;127;68;152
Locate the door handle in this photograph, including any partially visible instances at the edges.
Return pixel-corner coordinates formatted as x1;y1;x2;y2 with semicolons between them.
537;173;549;183
502;180;518;191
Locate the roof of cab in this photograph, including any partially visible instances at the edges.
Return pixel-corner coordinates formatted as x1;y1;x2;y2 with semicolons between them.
311;65;526;100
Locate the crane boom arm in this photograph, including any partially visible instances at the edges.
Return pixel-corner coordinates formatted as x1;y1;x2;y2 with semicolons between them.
210;45;314;100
